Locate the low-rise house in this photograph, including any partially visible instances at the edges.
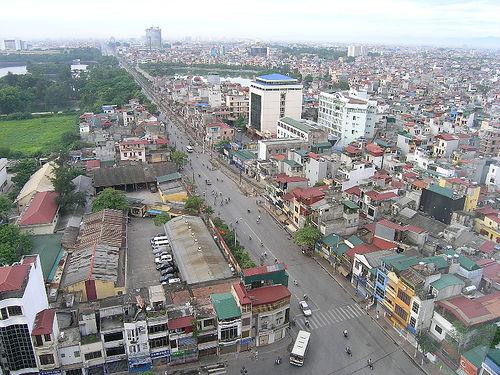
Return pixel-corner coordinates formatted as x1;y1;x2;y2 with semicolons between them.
156;172;187;203
167;304;197;365
205;122;235;146
309;191;359;236
17;191;59;235
333;161;376;191
351;249;394;298
433;133;459;158
257;138;309;161
276;117;328;144
419;184;466;224
211;292;242;355
474;207;500;244
430;292;500;368
247;285;291;347
476;259;500;293
15;161;56;211
31;309;60;372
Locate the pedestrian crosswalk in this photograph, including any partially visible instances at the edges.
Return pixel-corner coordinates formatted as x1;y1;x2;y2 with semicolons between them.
295;303;365;331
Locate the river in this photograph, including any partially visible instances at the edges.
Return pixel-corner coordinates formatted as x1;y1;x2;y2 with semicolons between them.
0;65;27;78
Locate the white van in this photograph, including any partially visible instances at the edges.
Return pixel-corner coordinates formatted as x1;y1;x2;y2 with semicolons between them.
153;239;170;248
151;236;169;245
185;145;194;153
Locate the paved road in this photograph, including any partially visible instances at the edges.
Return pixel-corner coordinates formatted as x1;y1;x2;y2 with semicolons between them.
127;64;425;375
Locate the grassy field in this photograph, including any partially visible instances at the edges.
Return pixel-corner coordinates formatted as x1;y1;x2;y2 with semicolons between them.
0;115;77;155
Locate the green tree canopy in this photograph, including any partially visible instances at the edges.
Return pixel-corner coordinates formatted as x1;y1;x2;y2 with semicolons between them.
293;225;321;249
11;159;38;194
0;194;13;221
170;150;188;170
185;196;204;214
153;212;171;226
92;188;128;213
0;224;31;265
51;164;85;212
235;116;246;129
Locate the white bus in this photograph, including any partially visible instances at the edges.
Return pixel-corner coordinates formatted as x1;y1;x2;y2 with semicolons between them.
290;330;311;366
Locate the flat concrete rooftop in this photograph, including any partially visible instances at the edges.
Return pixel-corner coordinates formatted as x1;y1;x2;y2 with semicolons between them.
164;215;233;285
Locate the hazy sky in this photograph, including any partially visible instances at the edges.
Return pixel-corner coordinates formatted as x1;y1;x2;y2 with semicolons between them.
1;0;499;44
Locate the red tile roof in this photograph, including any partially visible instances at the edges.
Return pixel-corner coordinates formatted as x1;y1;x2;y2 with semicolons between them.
365;191;398;202
344;145;362;155
247;285;291;306
32;309;55;336
0;264;30;293
120;139;149;146
476;259;500;284
86;159;101;171
436;133;458;141
18;191;59;226
274;174;308;184
479;241;496;254
437;292;500;327
232;283;251;305
292;186;327;201
372;237;397;250
243;263;286;277
487;214;500;225
345;186;362;197
346;243;378;258
168;315;193;330
366;143;384;156
270;154;287;161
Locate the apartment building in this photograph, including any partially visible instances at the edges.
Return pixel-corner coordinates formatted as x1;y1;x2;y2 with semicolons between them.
248;74;303;137
276;117;328;144
0;256;49;375
317;90;377;147
225;93;249;119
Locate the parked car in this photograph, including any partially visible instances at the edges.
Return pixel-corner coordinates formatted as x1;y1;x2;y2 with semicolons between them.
160;274;175;283
299;301;312;317
160;267;174;275
160;254;173;262
168;278;181;284
156;262;173;271
205;179;212;185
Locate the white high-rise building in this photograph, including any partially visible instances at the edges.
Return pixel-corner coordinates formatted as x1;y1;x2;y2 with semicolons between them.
317;90;377;147
0;255;49;375
347;45;365;57
248;74;303;137
145;27;162;50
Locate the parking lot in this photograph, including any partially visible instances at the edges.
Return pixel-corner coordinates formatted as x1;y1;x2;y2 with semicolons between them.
126;217;165;292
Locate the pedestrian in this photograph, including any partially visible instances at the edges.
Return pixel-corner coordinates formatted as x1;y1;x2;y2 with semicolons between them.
376;310;379;320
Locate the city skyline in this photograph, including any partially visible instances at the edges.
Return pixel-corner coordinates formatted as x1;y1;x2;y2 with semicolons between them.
0;0;499;47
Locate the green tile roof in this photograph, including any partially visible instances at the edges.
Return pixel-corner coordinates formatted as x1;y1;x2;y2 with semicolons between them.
312;142;332;148
157;172;182;184
295;149;309;157
428;184;454;198
210;293;241;320
279;117;319;133
343;200;359;210
430;274;465;290
485;348;500;367
462;346;488;368
233;149;255;161
383;255;419;272
283;159;301;167
442;250;480;271
346;235;364;246
30;234;63;281
421;255;448;270
322;233;341;247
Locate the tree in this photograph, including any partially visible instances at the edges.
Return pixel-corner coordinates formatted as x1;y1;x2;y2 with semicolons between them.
314;181;326;187
185;196;204;214
215;140;230;152
293;225;321;250
92;188;128;213
51;164;85;212
11;159;38;194
235;116;246;129
0;224;31;265
331;80;349;91
0;194;13;221
153;213;171;226
170;150;188;170
416;332;439;354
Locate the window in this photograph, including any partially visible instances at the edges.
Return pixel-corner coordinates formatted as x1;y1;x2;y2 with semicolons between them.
203;319;215;328
394;305;408;321
150;337;168;349
148;323;167;334
7;306;22;316
39;354;54;366
84;351;102;361
242;317;251;326
412;302;420;314
0;307;7;320
375;286;384;299
34;335;43;347
409;317;416;328
377;274;385;285
44;334;51;342
397;290;411;306
220;326;238;341
74;351;80;357
434;325;442;335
